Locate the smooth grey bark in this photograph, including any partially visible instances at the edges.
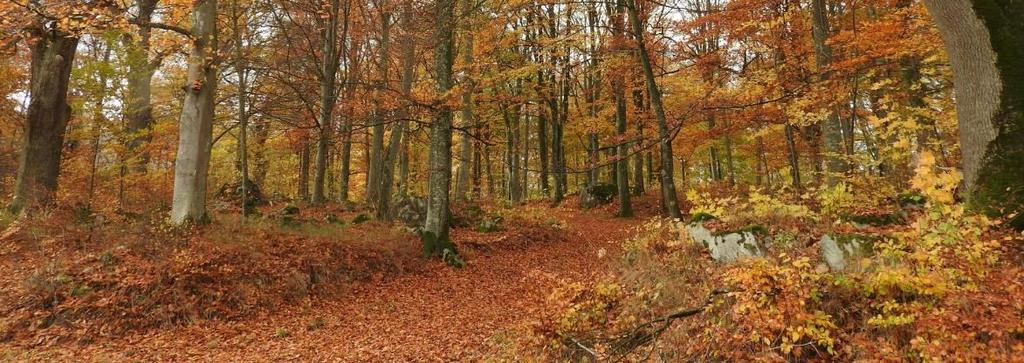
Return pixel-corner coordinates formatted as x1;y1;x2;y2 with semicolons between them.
170;0;218;224
501;101;521;202
923;0;1024;229
231;0;251;217
810;0;847;186
123;0;160;173
424;0;457;244
624;0;680;218
454;33;474;202
376;3;416;220
312;0;342;204
610;0;632;217
632;89;645;195
367;9;390;206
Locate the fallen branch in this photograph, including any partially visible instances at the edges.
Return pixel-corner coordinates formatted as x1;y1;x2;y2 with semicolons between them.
566;289;730;361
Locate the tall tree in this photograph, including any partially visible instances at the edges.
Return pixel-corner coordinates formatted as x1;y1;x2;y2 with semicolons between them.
367;4;390;206
123;0;161;173
810;0;848;186
375;1;416;220
624;0;681;218
610;0;632;217
423;0;457;246
454;31;474;202
923;0;1024;229
171;0;218;224
9;12;80;213
311;0;343;204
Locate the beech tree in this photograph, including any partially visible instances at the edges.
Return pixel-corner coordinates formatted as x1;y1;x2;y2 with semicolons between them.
170;0;218;224
423;0;457;247
923;0;1023;229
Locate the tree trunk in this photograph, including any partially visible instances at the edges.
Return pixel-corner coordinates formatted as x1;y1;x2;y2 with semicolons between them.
299;142;310;201
10;24;79;214
632;89;645;195
124;0;160;173
923;0;1024;229
811;0;848;186
625;0;680;218
376;4;415;220
367;9;390;206
170;0;218;225
609;0;632;217
424;0;457;246
455;33;474;202
312;0;341;204
231;0;250;217
785;123;802;190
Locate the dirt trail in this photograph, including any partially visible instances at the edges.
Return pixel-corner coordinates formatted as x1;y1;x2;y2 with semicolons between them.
19;207;640;362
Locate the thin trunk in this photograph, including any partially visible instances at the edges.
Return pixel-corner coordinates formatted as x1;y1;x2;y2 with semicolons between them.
625;0;680;218
785;123;802;190
312;0;342;204
299;142;311;201
610;0;632;217
376;4;415;220
632;89;645;195
367;9;390;205
232;0;250;217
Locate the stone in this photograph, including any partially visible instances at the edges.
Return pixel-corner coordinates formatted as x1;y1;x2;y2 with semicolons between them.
820;234;874;271
685;222;764;263
392;195;427;231
579;183;617;209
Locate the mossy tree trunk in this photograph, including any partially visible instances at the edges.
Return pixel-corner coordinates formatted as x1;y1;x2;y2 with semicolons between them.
924;0;1024;229
424;0;457;246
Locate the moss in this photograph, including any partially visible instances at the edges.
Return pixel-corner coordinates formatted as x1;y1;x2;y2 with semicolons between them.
350;212;370;223
970;0;1024;230
713;224;767;236
689;212;718;224
420;230;461;268
842;213;902;226
896;192;926;207
831;233;879;255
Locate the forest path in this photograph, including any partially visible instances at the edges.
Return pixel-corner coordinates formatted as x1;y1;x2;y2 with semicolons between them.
44;206;641;362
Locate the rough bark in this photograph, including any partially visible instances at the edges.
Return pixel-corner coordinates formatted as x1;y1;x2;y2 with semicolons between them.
11;25;79;214
170;0;218;224
923;0;1024;229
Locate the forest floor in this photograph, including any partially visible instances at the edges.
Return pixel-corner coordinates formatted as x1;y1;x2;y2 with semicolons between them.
1;199;652;362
